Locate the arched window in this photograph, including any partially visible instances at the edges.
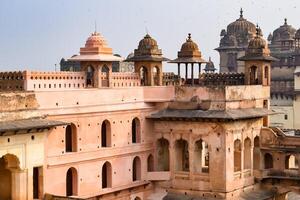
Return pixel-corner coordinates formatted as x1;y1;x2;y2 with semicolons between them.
132;156;141;181
140;67;148;86
244;138;251;169
66;167;78;196
153;66;160;86
65;124;77;152
253;136;260;170
157;138;170;171
132;118;141;143
147;154;154;172
86;66;94;87
101;65;110;87
175;139;189;171
134;197;142;200
234;139;242;172
102;162;112;188
101;120;111;147
264;153;273;169
249;65;258;85
194;139;209;173
285;155;299;169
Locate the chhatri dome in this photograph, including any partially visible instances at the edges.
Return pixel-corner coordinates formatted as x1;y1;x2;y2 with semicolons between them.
126;33;168;61
219;8;256;47
68;31;122;62
269;18;296;44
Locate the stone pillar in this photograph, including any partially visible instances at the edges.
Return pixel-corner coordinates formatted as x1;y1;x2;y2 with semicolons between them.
185;63;188;81
158;66;163;86
191;63;194;86
250;145;254;176
11;169;27;200
189;143;195;179
198;63;201;74
149;66;154;86
241;145;244;178
177;63;180;77
169;141;175;180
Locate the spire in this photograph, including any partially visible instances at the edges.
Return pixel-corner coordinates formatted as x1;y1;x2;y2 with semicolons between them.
256;24;259;37
284;18;287;25
240;8;243;18
187;33;192;41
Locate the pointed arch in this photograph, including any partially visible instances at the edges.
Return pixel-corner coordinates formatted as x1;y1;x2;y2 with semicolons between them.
244;137;251;169
101;120;111;147
156;138;169;171
264;153;273;169
234;139;242;172
66;167;78;196
147;154;154;172
253;136;260;170
285;154;299;169
140;66;148;86
175;139;189;171
132;156;141;181
102;161;112;188
132;117;141;143
194;139;209;173
65;123;77;152
86;65;95;87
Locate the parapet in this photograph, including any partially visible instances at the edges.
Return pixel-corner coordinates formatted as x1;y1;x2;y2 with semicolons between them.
198;72;245;86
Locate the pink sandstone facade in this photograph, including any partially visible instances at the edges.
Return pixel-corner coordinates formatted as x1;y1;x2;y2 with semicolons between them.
0;28;300;200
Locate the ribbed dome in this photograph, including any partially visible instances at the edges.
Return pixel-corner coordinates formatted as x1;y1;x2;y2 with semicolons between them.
227;9;256;36
137;34;158;50
180;33;199;52
248;28;267;49
271;18;296;43
85;32;109;48
296;29;300;39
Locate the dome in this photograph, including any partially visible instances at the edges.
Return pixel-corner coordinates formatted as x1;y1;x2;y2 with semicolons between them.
180;33;199;52
137;34;158;51
85;32;109;48
271;18;296;43
204;57;216;72
248;28;266;49
227;9;256;36
220;35;238;47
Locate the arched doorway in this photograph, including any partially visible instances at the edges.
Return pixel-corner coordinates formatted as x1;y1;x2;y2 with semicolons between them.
140;67;148;86
132;156;141;181
86;66;95;87
102;162;112;188
157;138;170;171
234;139;242;172
253;136;260;170
264;153;273;169
65;124;77;153
194;139;209;173
285;155;299;169
175;139;189;171
101;65;110;87
132;118;141;143
101;120;111;147
244;138;251;169
147;154;154;172
0;154;20;200
66;167;78;196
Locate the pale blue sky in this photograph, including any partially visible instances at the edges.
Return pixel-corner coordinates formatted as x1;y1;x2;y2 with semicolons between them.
1;0;300;72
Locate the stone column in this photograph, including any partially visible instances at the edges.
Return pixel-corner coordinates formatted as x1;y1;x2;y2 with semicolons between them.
191;63;194;86
189;142;195;180
149;66;154;86
169;141;175;180
11;169;27;200
177;63;180;77
198;63;201;74
241;145;244;178
185;63;188;81
250;145;254;176
158;66;163;86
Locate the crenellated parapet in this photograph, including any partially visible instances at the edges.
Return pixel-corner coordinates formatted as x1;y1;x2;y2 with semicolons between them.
0;71;26;91
198;72;245;86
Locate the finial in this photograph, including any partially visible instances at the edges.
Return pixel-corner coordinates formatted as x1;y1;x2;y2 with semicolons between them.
240;8;243;18
188;33;191;40
95;20;97;33
284;18;287;25
256;24;260;37
145;26;149;35
209;56;212;62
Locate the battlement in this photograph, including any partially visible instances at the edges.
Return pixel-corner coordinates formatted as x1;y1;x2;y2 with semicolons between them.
198;72;245;86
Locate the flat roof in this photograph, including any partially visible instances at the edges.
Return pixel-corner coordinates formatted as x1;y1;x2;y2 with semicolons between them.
148;108;275;121
0;118;68;134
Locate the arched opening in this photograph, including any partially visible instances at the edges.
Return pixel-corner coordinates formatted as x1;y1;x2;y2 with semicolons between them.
285;155;299;169
264;153;273;169
65;124;77;152
140;66;148;86
253;136;260;170
264;66;269;85
244;138;251;169
147;154;154;172
156;138;169;171
175;139;189;171
249;65;258;85
0;154;20;200
132;156;141;181
194;139;209;173
234;139;242;172
86;66;95;87
101;120;111;147
102;162;112;188
66;167;78;196
101;65;110;87
153;66;160;86
134;197;142;200
132;118;141;143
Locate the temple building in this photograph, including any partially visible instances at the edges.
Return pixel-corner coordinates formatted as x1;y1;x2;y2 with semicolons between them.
1;24;300;200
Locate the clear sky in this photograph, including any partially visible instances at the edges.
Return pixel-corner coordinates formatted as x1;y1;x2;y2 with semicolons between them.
1;0;300;72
